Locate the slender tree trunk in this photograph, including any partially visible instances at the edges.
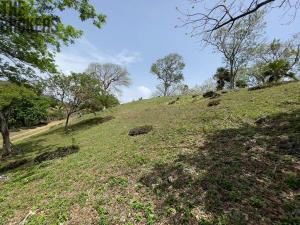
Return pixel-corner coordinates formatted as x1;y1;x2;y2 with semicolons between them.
229;62;235;89
64;112;71;131
163;83;168;96
0;112;12;156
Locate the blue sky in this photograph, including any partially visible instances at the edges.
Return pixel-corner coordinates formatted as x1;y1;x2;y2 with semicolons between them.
56;0;300;103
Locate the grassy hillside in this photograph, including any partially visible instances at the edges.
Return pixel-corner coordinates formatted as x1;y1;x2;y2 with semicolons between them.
0;82;299;225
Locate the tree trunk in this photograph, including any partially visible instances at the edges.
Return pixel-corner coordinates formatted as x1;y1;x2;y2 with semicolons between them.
163;83;168;96
64;112;71;131
0;112;12;156
229;63;235;89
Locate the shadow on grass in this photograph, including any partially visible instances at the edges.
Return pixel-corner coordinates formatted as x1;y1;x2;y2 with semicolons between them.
0;115;114;174
0;138;57;173
44;115;115;136
140;109;300;224
67;115;114;133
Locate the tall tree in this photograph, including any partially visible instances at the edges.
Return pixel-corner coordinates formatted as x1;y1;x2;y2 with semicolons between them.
0;0;105;155
47;73;103;131
86;63;131;94
249;34;300;84
179;0;299;34
151;53;185;96
0;82;37;156
203;12;265;88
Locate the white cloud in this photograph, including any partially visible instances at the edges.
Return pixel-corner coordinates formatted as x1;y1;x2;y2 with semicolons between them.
137;86;152;99
119;85;153;103
55;37;141;74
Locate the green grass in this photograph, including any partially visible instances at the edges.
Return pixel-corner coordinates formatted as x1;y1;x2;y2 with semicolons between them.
0;81;300;224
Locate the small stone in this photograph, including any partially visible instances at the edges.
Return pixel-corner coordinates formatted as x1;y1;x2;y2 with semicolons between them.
0;175;8;181
168;175;177;183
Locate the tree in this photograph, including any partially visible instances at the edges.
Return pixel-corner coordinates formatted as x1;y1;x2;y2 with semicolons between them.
213;67;231;90
0;0;105;82
47;73;104;131
235;79;248;88
262;59;297;82
0;0;105;155
8;96;49;128
153;83;189;97
179;0;299;34
0;82;38;155
257;35;300;66
86;63;131;94
151;53;185;96
190;78;217;94
249;35;300;84
203;12;265;88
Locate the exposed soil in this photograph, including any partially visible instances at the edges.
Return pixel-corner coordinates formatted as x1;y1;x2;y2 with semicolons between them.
0;159;29;173
208;100;221;107
128;125;153;136
34;145;79;163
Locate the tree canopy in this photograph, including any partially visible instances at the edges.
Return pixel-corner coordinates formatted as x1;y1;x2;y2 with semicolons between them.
0;0;106;82
47;73;107;130
0;0;106;156
86;63;131;94
151;53;185;96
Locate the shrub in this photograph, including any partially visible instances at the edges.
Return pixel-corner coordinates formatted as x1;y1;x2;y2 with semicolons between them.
235;79;248;88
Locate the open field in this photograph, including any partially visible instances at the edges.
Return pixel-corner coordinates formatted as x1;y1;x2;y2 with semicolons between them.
0;82;299;224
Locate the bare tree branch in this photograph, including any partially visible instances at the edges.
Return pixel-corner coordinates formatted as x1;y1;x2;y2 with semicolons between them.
179;0;300;36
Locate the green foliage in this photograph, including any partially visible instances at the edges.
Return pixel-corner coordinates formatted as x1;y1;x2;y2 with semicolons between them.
9;97;48;128
262;59;297;83
235;79;248;88
204;12;265;89
46;73;118;129
285;173;300;190
151;53;185;96
214;67;231;90
0;0;106;82
0;82;36;111
0;81;299;224
249;35;300;84
98;94;120;108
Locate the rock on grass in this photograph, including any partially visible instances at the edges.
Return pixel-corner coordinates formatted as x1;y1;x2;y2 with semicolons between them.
203;91;220;99
128;125;153;136
208;100;221;107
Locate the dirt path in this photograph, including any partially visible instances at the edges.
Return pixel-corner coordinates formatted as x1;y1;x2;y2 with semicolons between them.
0;120;64;145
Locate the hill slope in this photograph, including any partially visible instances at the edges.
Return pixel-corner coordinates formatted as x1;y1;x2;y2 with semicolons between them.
0;82;299;224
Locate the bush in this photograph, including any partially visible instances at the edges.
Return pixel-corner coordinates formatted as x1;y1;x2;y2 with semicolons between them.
235;79;248;88
262;59;296;83
9;97;49;128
